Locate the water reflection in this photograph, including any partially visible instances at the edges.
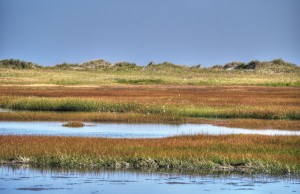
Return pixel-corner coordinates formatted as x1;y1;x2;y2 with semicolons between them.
0;108;10;112
0;165;299;194
0;121;299;138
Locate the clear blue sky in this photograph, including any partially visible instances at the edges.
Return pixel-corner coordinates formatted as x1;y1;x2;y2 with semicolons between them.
1;0;299;67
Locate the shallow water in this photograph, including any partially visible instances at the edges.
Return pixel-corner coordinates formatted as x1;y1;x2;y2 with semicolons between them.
0;121;299;138
0;166;299;194
0;108;10;112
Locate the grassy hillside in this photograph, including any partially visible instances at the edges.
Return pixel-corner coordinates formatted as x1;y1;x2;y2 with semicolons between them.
0;59;299;86
0;59;42;69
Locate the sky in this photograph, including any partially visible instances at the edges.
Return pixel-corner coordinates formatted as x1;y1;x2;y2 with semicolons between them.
0;0;299;67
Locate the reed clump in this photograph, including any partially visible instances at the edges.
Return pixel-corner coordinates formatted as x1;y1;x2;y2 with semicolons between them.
62;122;84;128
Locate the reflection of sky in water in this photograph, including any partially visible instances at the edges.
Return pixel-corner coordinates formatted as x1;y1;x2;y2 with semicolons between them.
0;122;299;138
0;166;299;194
0;108;10;112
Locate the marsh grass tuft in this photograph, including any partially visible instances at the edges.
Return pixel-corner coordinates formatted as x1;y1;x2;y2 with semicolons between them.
115;78;165;84
62;122;84;128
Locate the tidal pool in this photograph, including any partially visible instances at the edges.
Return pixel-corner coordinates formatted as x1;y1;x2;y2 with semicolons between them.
0;166;299;194
0;121;299;138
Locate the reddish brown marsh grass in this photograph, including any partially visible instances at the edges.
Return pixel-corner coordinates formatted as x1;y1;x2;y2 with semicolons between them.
0;135;299;169
1;85;298;110
187;118;300;131
0;85;299;128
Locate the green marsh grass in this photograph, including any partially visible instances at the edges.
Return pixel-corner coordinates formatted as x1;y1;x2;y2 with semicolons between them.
1;96;299;120
0;96;142;112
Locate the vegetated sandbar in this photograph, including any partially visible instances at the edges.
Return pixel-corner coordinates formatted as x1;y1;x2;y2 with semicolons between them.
0;135;299;175
0;112;299;131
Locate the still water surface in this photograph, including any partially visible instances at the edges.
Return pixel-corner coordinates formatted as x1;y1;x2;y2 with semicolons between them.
0;166;299;194
0;121;299;138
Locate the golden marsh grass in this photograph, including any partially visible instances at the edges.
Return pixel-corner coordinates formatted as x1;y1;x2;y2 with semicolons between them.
0;67;299;86
0;135;299;174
